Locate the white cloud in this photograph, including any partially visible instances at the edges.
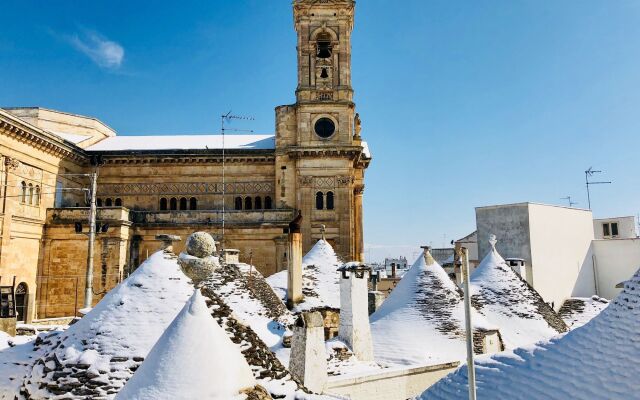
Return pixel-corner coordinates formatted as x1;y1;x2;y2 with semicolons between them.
68;30;124;69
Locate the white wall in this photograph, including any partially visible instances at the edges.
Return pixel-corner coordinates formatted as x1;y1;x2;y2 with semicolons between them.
593;238;640;299
593;216;637;239
528;204;595;308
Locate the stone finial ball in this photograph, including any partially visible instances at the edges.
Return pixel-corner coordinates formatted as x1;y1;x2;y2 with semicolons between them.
185;232;217;258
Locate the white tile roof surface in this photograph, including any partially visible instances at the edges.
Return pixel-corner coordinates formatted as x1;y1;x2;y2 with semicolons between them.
86;134;276;151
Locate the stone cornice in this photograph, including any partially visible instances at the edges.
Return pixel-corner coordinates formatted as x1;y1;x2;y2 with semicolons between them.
94;150;276;165
280;145;366;161
0;110;87;163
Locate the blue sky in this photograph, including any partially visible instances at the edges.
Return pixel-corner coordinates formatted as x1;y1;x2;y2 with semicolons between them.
1;1;639;261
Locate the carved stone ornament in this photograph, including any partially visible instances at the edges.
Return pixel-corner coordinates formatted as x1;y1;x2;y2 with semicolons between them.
336;176;354;186
4;157;20;171
299;176;314;186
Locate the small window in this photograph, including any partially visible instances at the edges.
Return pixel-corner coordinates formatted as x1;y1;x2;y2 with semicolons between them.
255;196;262;210
265;196;273;210
603;223;610;237
611;223;619;237
245;197;253;211
97;198;103;207
34;186;40;205
170;198;177;210
179;197;187;210
115;198;122;207
316;191;324;210
28;183;34;205
314;118;336;139
160;198;168;211
326;191;334;210
105;198;113;207
235;197;243;210
190;197;197;210
21;181;27;203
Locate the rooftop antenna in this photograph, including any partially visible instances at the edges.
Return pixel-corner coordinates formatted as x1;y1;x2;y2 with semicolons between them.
561;196;578;208
220;111;254;250
584;167;612;210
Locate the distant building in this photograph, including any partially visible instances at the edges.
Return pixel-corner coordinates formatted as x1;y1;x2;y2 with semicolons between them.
384;257;408;278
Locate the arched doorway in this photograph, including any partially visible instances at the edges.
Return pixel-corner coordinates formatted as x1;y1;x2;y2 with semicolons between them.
15;283;28;322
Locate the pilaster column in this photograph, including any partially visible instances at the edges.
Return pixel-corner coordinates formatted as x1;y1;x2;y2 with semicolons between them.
354;184;364;262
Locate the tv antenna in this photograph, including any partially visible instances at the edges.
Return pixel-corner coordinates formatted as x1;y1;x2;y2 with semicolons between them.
561;196;578;208
220;111;254;250
584;167;612;210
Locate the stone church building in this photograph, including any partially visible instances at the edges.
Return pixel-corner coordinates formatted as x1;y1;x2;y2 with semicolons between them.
0;0;370;321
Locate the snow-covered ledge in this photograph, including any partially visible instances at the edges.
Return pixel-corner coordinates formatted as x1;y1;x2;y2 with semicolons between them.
338;262;374;361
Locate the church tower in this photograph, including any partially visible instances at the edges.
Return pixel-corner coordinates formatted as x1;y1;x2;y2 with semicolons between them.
275;0;370;262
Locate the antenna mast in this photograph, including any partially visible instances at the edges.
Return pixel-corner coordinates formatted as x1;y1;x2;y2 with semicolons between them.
220;112;254;250
561;196;578;208
584;167;612;210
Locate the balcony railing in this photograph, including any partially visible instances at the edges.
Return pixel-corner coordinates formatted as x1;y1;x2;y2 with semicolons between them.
129;209;296;226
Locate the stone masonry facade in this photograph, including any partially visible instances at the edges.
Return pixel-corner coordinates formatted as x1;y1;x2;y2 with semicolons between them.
0;0;369;321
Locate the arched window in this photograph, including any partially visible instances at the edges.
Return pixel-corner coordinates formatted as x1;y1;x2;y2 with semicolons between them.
179;197;187;210
170;198;177;210
255;196;262;210
97;198;103;207
235;197;242;210
115;198;122;207
34;186;40;205
189;197;197;210
326;191;335;210
20;181;27;203
316;32;332;59
28;183;34;205
244;197;253;210
105;198;113;207
316;191;324;210
265;196;273;210
15;283;28;322
160;198;168;211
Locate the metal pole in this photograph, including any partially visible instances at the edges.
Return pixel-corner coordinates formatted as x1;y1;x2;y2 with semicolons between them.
585;171;591;210
83;171;97;310
461;246;477;400
221;114;226;251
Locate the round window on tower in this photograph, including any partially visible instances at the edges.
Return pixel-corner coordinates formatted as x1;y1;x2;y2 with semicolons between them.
314;118;336;139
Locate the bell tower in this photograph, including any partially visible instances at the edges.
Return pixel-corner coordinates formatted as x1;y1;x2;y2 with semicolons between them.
294;0;355;104
275;0;369;262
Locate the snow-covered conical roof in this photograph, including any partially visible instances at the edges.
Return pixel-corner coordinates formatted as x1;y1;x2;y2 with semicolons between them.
370;250;496;366
116;290;255;400
267;239;341;312
22;250;194;399
419;266;640;400
470;241;567;348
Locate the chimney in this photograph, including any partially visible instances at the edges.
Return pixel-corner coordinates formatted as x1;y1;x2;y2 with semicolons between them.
287;211;303;308
391;262;397;278
338;263;374;361
421;245;436;266
289;312;327;393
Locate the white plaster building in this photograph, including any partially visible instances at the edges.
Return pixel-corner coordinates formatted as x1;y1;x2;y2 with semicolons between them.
476;203;596;308
593;216;637;239
475;203;640;306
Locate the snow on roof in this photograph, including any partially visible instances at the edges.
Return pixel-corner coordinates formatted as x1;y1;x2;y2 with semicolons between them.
21;250;194;399
369;251;496;366
115;290;255;400
470;242;567;348
361;141;372;158
0;331;51;398
267;239;342;313
200;262;304;399
558;296;609;329
48;131;92;145
419;266;640;400
86;134;275;151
